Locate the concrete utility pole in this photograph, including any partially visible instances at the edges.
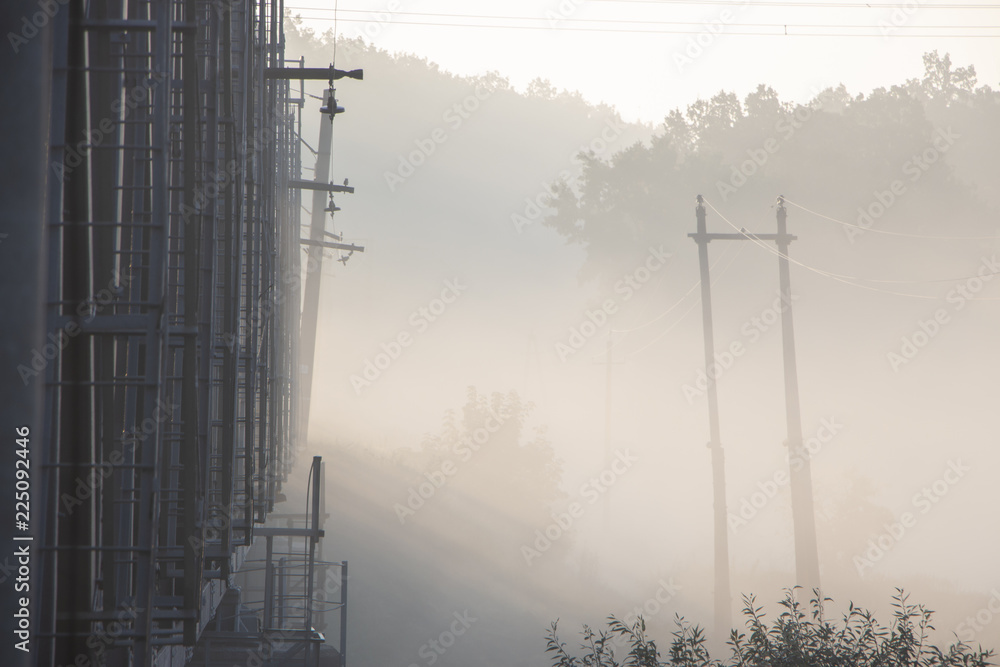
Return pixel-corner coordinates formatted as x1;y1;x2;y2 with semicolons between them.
689;196;733;636
274;65;363;444
602;334;613;528
688;194;822;637
290;78;365;444
297;101;334;445
774;196;821;592
604;335;613;470
596;333;624;529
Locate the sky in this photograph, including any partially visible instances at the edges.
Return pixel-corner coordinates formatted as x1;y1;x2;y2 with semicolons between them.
285;0;1000;124
277;6;1000;652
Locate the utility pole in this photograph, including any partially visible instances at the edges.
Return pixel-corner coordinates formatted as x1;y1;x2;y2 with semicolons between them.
297;101;333;445
604;334;613;470
603;334;613;529
688;194;822;635
596;333;625;529
286;70;364;444
689;196;732;636
775;196;821;592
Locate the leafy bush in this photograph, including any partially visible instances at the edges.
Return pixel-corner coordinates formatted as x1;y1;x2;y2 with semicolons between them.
546;588;994;667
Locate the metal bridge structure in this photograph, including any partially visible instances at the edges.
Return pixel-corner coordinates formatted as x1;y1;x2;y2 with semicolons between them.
0;1;358;666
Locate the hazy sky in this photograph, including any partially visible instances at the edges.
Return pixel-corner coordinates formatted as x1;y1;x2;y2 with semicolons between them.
279;5;1000;653
287;0;1000;123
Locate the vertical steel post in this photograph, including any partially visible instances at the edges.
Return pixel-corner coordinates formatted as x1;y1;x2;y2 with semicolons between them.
277;556;287;628
306;456;322;667
340;561;348;667
56;1;95;662
180;0;205;639
263;535;275;630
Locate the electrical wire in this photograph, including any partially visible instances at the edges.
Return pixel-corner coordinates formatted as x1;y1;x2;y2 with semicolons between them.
625;293;702;358
625;241;746;358
593;243;734;361
290;87;326;102
615;244;734;335
291;127;318;154
784;197;999;241
288;15;1000;37
333;0;340;67
600;262;673;349
288;1;1000;11
288;6;996;29
772;202;1000;284
583;0;1000;7
703;198;1000;299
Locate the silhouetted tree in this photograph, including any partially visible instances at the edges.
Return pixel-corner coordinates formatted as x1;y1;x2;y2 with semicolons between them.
546;589;995;667
544;52;999;288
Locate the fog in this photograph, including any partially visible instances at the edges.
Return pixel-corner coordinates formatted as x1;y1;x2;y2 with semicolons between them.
280;22;1000;666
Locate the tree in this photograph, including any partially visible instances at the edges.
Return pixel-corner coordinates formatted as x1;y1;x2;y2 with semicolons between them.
400;387;565;548
542;52;998;290
546;589;995;667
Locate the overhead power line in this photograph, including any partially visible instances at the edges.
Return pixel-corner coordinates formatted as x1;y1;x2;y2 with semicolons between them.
614;243;736;335
625;242;745;358
586;0;1000;6
593;242;736;360
785;198;999;241
289;6;997;27
289;1;1000;11
702;198;1000;298
576;0;1000;6
288;15;1000;37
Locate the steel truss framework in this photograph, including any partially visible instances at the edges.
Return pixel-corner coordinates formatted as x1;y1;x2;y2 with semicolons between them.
35;0;332;665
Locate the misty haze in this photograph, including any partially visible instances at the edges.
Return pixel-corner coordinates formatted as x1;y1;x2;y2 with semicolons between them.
3;2;999;667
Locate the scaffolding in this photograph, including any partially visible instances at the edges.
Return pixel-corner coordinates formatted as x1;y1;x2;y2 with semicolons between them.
16;0;344;665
